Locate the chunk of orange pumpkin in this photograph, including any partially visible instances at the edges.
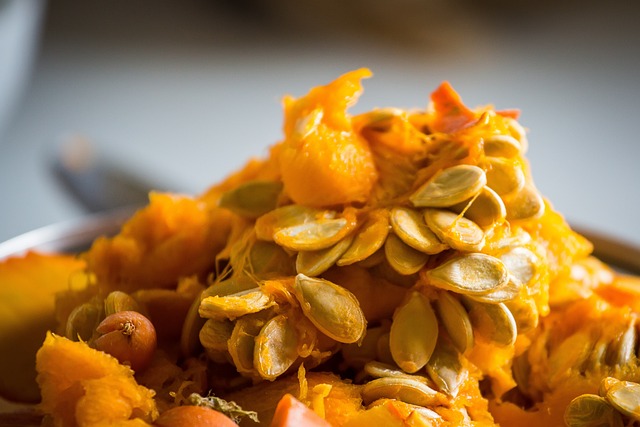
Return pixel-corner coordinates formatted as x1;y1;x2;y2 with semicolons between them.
36;332;158;427
0;252;86;403
278;69;378;207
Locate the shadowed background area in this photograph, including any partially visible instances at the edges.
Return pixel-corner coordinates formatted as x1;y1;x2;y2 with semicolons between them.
0;0;639;244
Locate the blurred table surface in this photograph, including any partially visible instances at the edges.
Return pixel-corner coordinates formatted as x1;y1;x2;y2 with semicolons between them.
1;0;639;246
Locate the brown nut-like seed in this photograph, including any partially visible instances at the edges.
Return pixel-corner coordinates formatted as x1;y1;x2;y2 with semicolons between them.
93;310;157;372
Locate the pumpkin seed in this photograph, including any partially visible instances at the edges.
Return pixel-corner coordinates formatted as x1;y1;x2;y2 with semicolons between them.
228;311;272;375
606;380;640;421
390;291;438;373
463;298;517;347
547;332;593;385
342;325;389;369
202;274;260;299
505;117;529;154
384;233;429;276
451;186;506;229
104;291;141;316
296;234;354;276
424;208;484;252
199;288;275;320
65;301;103;342
199;318;234;363
292;274;367;344
389;207;448;254
410;164;486;208
499;247;538;287
483;134;522;158
255;205;334;241
435;291;474;354
599;377;621;398
254;314;299;380
426;338;467;397
503;184;545;221
274;215;357;251
504;298;539;334
564;394;623;427
248;240;295;277
485;157;526;196
605;319;637;367
376;332;396;365
468;276;523;303
363;361;434;386
425;253;509;296
338;209;389;266
218;180;283;218
361;377;442;407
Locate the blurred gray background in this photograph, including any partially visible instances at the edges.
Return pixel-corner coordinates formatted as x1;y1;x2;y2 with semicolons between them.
1;0;639;244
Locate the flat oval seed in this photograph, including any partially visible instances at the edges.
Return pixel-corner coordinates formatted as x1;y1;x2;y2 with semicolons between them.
199;318;234;363
218;181;283;218
483;134;522;158
228;312;271;375
424;209;485;252
361;377;442;407
451;186;506;229
255;205;333;241
426;338;467;397
296;234;354;276
463;298;517;347
468;276;523;303
364;361;434;386
410;164;487;208
606;381;640;421
499;247;538;287
425;253;509;296
292;274;367;344
600;378;622;398
384;233;429;276
565;394;623;427
274;217;354;251
485;157;526;196
504;184;545;221
605;321;637;367
338;210;390;266
435;292;474;354
505;298;539;334
390;291;438;373
254;314;299;380
199;288;275;321
505;117;529;154
390;207;448;254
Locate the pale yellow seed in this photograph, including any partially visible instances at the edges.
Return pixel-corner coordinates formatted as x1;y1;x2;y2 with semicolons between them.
503;184;545;221
384;233;429;276
435;292;473;354
296;234;354;276
451;186;506;229
424;208;485;252
410;164;487;208
425;253;509;296
218;180;283;219
361;377;443;407
483;134;522;158
485;157;525;196
390;207;448;254
254;314;299;380
338;210;389;266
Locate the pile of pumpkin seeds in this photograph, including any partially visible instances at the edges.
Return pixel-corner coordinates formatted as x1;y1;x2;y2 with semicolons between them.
565;377;640;427
183;108;553;413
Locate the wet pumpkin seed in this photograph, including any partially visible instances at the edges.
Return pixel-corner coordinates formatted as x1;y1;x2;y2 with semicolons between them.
199;318;234;363
384;233;429;276
274;216;355;251
218;180;283;218
504;298;539;334
66;302;103;342
485;157;526;196
606;381;640;421
565;394;623;427
248;240;295;277
468;276;523;303
255;205;334;241
389;207;448;254
499;247;538;287
463;298;517;347
503;184;545;221
228;311;272;375
435;291;474;354
483;134;522;158
410;164;487;208
424;208;485;252
426;338;467;397
337;209;389;266
605;319;637;367
425;253;509;296
451;186;506;229
254;314;299;380
390;291;438;373
361;377;442;407
199;288;274;320
296;234;354;276
363;361;434;387
292;274;366;344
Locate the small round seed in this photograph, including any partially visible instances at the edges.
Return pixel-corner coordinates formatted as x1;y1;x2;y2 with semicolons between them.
390;207;448;254
424;208;485;252
425;253;509;296
410;164;487;208
390;291;438;373
384;233;429;276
